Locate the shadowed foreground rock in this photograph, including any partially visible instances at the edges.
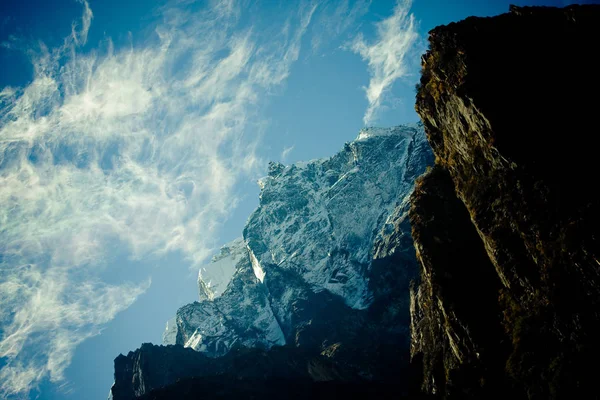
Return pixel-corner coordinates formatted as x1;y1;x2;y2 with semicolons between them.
411;4;600;399
138;378;417;400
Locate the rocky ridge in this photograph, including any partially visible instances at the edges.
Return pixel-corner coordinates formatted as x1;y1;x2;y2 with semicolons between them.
110;124;433;399
410;5;600;399
162;124;432;357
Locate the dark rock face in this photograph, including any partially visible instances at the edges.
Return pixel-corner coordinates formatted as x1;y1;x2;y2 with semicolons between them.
113;344;428;400
409;166;507;398
411;5;600;399
137;378;412;400
110;343;348;400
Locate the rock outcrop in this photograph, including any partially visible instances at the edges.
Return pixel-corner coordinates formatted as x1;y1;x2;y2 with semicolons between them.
110;124;433;399
410;5;600;399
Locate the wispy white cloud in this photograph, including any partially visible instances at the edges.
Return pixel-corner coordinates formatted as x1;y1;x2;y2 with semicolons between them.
71;0;93;46
280;145;295;162
0;270;149;395
311;0;371;53
0;0;315;396
347;0;418;125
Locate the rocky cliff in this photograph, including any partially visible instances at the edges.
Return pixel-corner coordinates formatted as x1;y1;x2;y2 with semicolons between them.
410;5;600;399
110;124;433;399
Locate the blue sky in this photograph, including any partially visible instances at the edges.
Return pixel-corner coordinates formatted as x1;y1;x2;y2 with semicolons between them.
0;0;588;399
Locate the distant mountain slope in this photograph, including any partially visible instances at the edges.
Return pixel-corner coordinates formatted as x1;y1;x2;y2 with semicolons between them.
109;124;433;399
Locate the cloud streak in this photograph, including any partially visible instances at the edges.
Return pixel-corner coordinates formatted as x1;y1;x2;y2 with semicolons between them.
280;145;295;162
0;0;315;396
311;0;371;53
72;0;93;46
348;0;418;125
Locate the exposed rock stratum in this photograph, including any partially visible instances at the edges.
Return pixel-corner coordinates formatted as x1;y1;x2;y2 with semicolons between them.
410;4;600;399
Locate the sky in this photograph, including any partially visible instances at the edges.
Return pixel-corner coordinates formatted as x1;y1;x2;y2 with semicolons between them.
0;0;591;399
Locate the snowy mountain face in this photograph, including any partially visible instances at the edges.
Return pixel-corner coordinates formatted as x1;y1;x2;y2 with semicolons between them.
246;125;428;310
111;124;432;398
198;237;247;302
161;124;433;358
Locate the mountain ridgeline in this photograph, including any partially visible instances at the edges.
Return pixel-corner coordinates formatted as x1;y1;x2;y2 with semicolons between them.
109;125;433;399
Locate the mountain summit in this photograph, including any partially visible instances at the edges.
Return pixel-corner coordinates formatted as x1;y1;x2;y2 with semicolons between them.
163;124;431;356
110;124;432;399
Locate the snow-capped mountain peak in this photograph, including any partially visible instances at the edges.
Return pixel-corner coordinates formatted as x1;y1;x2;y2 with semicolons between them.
161;123;432;358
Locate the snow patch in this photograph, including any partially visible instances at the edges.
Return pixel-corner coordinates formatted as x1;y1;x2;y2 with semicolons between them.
162;317;178;345
356;126;413;141
198;237;246;301
185;330;203;349
248;247;266;283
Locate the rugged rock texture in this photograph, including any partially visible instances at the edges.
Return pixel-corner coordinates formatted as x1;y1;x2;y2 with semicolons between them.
411;5;600;399
112;344;428;400
410;166;507;398
110;343;349;400
110;125;433;399
158;125;432;359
